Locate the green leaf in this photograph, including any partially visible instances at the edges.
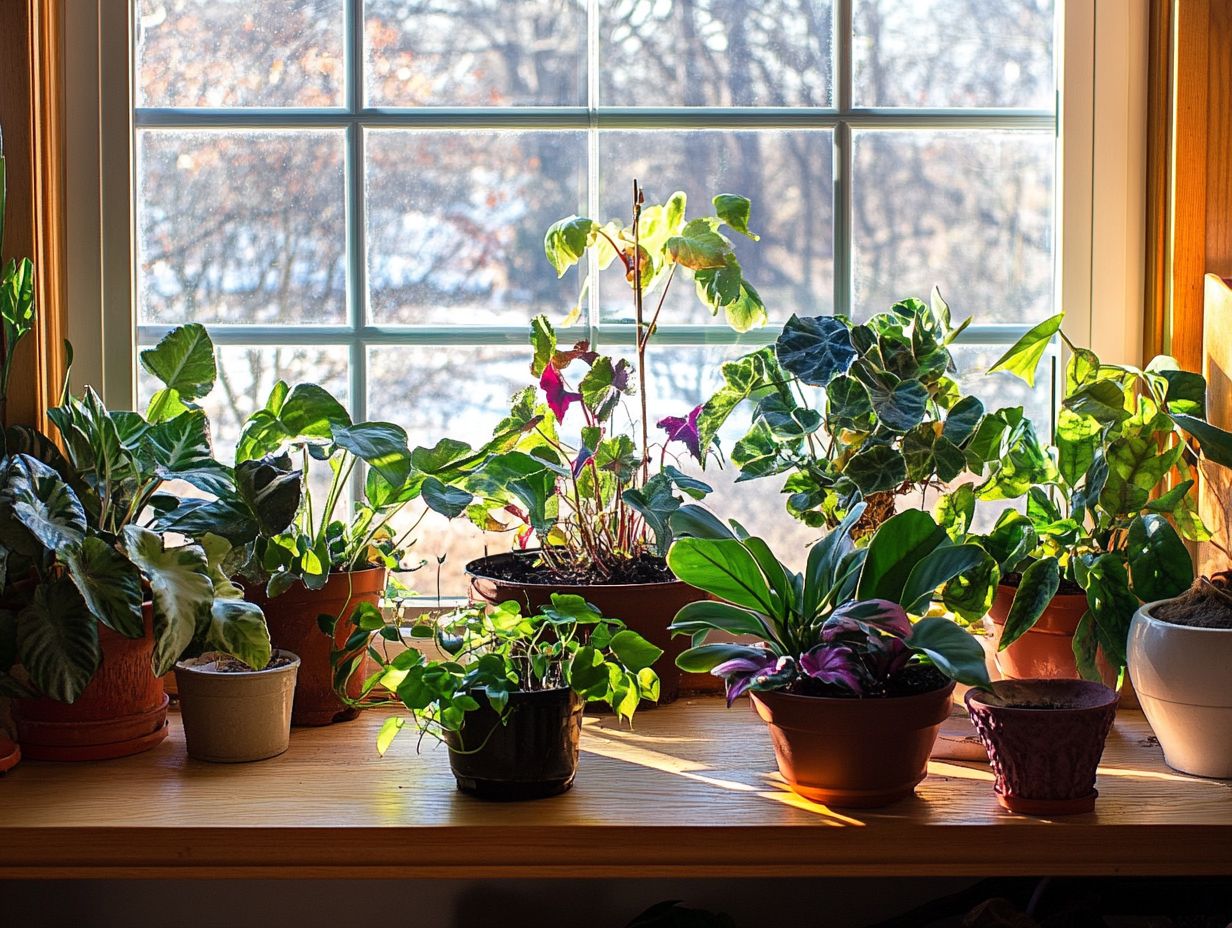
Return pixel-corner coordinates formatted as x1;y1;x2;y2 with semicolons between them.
988;313;1063;386
59;536;144;639
1157;368;1207;417
942;395;984;445
421;476;472;519
334;421;412;489
1126;514;1193;603
121;526;214;676
139;323;216;403
235;453;302;537
858;510;947;603
996;556;1060;651
843;444;907;495
1056;408;1100;488
1;454;86;553
1173;413;1232;468
906;616;990;688
1083;553;1137;668
713;194;759;240
608;629;664;672
695;348;778;451
16;577;101;703
669;599;769;639
146;408;213;474
1064;380;1131;425
666;537;775;615
544;216;598;277
530;314;557;377
775;315;855;387
1072;611;1100;682
209;598;271;670
982;510;1037;573
826;375;873;428
900;543;989;616
934;483;976;540
666;218;732;270
875;381;929;432
941;549;999;624
622;473;682;557
667;503;737;541
674;643;767;674
376;716;406;756
579;356;631;420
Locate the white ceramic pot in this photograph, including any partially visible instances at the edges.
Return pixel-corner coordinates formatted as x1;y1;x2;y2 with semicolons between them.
1127;601;1232;778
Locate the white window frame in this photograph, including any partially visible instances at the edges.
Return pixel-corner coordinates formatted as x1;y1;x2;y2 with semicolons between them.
63;0;1145;429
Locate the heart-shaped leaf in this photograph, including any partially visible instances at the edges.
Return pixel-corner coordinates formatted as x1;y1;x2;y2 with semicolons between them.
775;315;856;387
59;536;144;639
139;323;216;402
17;577;101;703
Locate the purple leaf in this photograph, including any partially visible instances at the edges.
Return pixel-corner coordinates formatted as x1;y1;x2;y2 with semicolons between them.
657;403;704;462
540;364;582;421
799;645;863;694
829;598;911;637
713;651;787;707
867;635;913;680
571;444;594;477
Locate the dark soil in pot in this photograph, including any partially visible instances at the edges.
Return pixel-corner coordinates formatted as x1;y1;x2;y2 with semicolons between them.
750;672;956;808
444;687;583;801
966;678;1119;816
466;551;708;704
1151;575;1232;628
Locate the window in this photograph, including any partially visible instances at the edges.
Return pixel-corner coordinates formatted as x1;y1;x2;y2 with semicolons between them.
122;0;1058;589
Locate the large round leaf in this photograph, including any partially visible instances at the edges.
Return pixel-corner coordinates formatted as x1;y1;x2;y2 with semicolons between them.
775;315;856;387
843;444;907;495
139;322;216;402
333;422;413;490
17;577;100;703
59;536;144;639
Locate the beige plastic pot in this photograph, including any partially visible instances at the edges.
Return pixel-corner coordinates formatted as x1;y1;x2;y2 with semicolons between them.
173;651;300;763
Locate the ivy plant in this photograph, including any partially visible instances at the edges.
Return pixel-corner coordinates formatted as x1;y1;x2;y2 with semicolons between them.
0;325;270;702
666;502;991;703
338;593;663;755
693;291;997;536
943;313;1232;679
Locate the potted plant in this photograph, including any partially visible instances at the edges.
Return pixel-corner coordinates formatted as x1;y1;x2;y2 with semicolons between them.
966;679;1119;815
667;502;991;807
172;535;300;763
949;314;1215;685
693;289;996;537
348;593;661;799
0;324;266;760
161;379;475;726
453;181;767;702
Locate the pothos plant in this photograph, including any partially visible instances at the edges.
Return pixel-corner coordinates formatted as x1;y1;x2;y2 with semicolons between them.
665;502;991;703
942;312;1232;679
337;593;663;755
445;181;767;579
0;324;271;703
693;290;996;537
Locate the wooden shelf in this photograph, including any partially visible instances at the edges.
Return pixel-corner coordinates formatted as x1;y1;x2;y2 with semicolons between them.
1;700;1229;879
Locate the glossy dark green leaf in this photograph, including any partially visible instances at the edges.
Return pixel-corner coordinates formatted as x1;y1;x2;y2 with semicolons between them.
1173;413;1232;468
666;537;774;615
996;556;1060;651
906;616;990;687
858;509;947;604
139;322;216;403
1063;379;1131;425
674;643;768;674
843;444;907;495
774;315;856;387
1126;514;1193;603
59;536;144;639
17;578;101;703
334;421;412;489
421;476;472;520
942;395;984;445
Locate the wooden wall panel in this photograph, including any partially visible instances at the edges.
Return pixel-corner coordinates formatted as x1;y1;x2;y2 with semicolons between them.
1207;0;1232;278
1200;274;1232;575
0;0;66;430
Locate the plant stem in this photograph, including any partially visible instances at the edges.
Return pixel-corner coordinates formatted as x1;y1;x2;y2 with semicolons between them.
632;179;649;486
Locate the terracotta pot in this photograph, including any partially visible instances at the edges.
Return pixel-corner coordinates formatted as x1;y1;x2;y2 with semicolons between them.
12;602;168;761
750;682;955;808
0;735;19;773
966;679;1118;815
1128;600;1232;777
242;568;385;726
444;687;583;801
987;585;1118;687
466;552;707;704
174;650;300;763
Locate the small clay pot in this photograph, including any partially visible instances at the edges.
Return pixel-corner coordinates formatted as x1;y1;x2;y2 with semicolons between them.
174;650;300;763
987;585;1118;687
467;551;710;703
242;568;385;726
444;687;583;801
750;682;956;808
12;602;169;761
0;735;19;773
966;678;1118;815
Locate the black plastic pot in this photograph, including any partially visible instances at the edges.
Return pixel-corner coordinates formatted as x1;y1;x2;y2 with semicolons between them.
444;687;583;801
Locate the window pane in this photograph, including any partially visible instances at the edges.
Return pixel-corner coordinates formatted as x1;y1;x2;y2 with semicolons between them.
138;345;350;462
136;0;345;107
365;130;587;326
851;130;1053;323
137;131;347;326
365;0;586;106
852;0;1055;109
601;0;834;106
598;131;834;325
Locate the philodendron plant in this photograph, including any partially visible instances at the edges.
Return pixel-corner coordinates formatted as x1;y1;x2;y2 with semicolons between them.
342;593;663;753
694;291;996;537
444;181;766;579
665;503;991;703
943;312;1232;680
0;324;270;703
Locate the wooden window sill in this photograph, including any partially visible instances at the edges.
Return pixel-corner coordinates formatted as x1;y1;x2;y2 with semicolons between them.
1;700;1229;879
